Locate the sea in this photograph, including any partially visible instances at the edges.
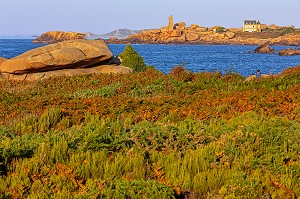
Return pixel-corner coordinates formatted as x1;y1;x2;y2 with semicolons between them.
0;38;299;77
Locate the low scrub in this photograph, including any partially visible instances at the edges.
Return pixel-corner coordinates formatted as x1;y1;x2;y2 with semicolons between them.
0;65;299;198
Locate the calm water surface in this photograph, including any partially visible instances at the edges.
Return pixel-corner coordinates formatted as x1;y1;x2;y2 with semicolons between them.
0;39;299;77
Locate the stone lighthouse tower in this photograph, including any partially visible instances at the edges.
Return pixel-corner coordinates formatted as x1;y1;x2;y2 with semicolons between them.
168;15;174;30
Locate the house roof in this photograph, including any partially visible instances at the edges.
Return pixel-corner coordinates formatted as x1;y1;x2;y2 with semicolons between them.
244;20;260;25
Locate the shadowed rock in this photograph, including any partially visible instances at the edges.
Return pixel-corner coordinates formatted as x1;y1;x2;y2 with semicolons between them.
1;65;133;81
254;43;275;54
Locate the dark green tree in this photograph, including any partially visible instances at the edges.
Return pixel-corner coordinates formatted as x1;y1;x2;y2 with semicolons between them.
118;45;147;72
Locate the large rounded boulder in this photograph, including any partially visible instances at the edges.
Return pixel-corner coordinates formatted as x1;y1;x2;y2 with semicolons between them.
0;40;113;74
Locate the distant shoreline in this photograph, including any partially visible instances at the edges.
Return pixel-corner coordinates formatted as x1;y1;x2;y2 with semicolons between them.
0;36;36;39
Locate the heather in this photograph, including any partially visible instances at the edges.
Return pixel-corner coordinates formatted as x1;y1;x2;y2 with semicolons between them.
0;66;299;198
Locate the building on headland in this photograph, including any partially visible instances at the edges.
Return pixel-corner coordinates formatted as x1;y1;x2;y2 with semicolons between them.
243;20;262;32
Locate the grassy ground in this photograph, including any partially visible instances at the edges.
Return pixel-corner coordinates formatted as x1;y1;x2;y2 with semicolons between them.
234;32;282;39
0;65;299;198
234;29;300;39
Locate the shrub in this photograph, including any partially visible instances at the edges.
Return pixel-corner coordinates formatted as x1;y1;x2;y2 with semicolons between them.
118;45;147;72
72;83;121;99
169;65;194;82
99;180;175;198
216;27;226;33
280;27;295;36
12;108;63;135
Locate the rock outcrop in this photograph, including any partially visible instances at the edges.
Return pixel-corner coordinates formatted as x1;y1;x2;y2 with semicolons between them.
124;28;236;44
245;74;271;82
33;31;86;43
280;65;300;76
0;40;113;74
278;48;300;56
0;57;7;65
254;43;275;53
1;65;133;81
119;30;300;46
271;33;300;46
93;65;133;74
106;17;300;46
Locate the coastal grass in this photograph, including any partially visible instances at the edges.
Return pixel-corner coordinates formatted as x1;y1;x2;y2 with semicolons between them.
0;66;299;198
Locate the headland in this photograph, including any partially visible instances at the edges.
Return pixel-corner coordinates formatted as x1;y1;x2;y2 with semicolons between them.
106;16;300;46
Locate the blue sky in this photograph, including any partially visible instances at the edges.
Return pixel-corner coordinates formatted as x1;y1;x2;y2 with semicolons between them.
1;0;299;35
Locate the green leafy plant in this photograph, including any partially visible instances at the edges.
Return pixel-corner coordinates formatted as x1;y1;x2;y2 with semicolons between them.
216;27;226;33
280;27;295;36
118;45;147;72
72;83;121;99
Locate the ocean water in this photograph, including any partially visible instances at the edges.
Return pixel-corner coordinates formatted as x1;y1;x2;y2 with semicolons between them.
0;39;299;77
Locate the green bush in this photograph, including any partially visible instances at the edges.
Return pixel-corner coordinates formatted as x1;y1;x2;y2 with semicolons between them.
280;27;295;36
118;45;147;72
98;180;175;198
72;83;121;99
12;108;63;135
216;27;226;33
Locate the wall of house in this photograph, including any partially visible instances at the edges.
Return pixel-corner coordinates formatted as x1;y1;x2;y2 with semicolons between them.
243;24;261;32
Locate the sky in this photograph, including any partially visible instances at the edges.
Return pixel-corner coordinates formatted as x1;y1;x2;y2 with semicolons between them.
0;0;300;35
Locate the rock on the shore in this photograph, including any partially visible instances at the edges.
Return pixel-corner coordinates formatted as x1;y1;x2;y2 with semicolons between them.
1;65;133;81
254;43;275;54
271;33;300;46
110;31;300;46
33;31;86;43
0;40;113;74
280;65;300;76
125;28;236;44
245;74;270;82
225;32;235;39
106;17;300;46
278;48;300;56
93;65;133;74
186;32;199;41
0;57;7;65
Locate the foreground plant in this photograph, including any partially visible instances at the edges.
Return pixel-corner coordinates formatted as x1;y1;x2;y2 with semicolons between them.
0;65;299;198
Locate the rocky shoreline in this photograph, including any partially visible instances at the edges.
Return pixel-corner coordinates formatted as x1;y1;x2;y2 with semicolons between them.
104;16;300;46
33;31;300;46
33;31;86;44
105;32;300;46
33;18;300;47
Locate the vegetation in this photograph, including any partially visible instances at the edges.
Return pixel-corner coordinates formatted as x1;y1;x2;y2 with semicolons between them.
118;45;147;72
0;65;299;198
280;27;296;36
215;27;226;33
